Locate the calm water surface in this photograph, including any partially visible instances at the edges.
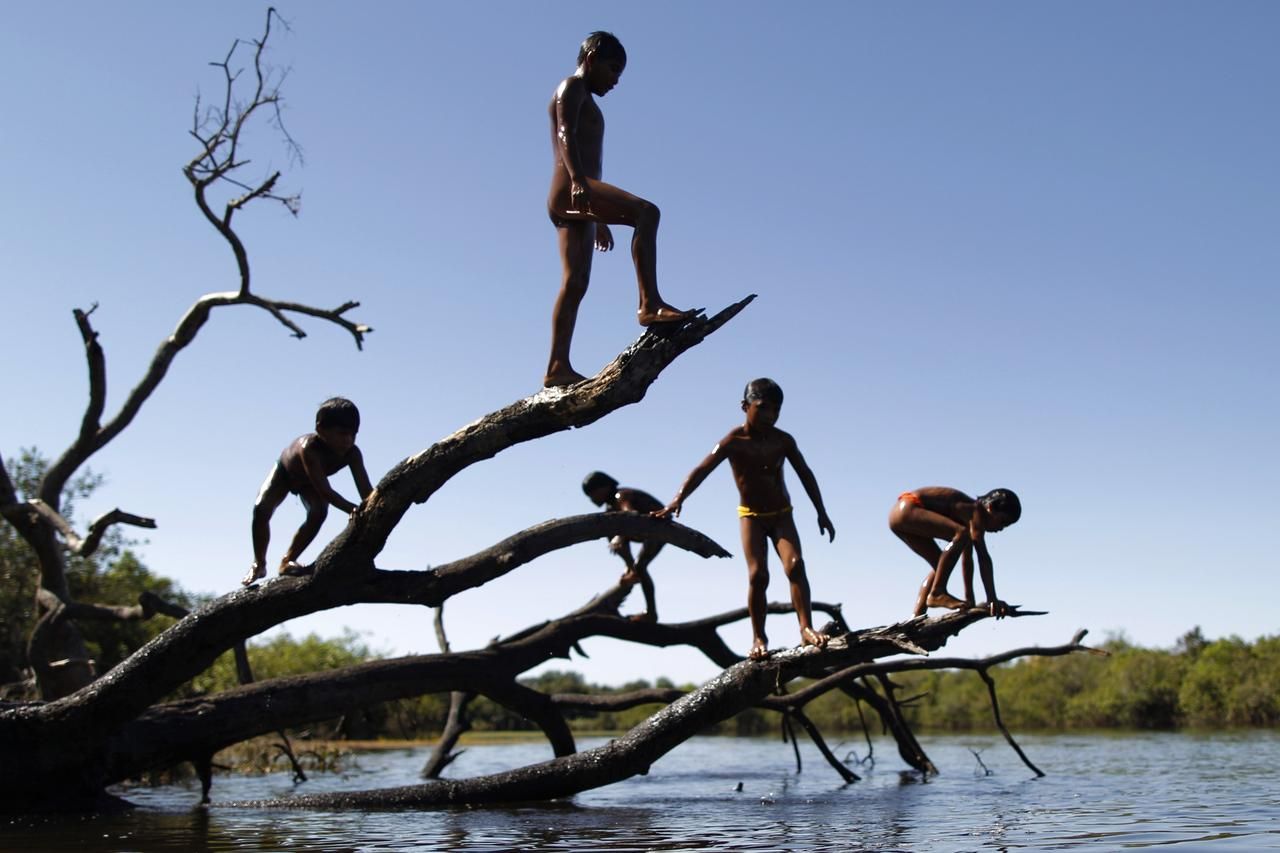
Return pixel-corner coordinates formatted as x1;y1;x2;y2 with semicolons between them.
3;732;1277;851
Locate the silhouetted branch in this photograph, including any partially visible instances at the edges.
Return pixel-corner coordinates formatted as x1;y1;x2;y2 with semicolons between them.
422;603;473;779
24;500;157;559
550;688;686;712
421;691;473;779
782;713;801;773
348;297;757;568
185;7;300;296
978;669;1043;777
790;708;859;784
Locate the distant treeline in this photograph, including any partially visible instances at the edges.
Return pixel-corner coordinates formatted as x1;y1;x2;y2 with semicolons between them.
185;627;1278;739
835;629;1280;731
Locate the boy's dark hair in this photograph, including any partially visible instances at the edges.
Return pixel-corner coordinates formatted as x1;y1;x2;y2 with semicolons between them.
582;470;619;497
743;377;784;407
978;488;1021;524
578;31;626;67
316;397;360;431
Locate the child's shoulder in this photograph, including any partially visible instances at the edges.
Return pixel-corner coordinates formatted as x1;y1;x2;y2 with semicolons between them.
617;487;662;512
281;433;312;455
556;74;586;96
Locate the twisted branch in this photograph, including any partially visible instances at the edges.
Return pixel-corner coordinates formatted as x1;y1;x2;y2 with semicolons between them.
24;500;155;559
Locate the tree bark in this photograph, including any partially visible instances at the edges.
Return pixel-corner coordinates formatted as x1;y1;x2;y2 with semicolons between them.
224;610;1001;808
0;496;733;809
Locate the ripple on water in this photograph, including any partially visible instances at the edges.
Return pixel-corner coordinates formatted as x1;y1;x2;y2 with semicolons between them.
3;732;1278;851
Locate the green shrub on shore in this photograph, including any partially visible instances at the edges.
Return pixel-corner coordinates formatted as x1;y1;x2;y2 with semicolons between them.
887;630;1279;731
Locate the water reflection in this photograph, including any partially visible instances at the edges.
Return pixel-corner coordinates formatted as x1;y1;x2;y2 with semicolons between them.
3;732;1278;851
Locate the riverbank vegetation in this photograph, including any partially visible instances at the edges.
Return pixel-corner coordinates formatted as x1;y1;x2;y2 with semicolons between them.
189;627;1280;738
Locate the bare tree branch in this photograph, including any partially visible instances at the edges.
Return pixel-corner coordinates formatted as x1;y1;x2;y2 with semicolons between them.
351;296;755;542
356;513;730;605
0;457;18;506
73;305;106;450
420;602;474;778
40;288;369;512
789;708;859;784
12;512;733;742
219;613;999;808
24;500;156;558
782;713;801;773
483;680;576;758
432;605;449;654
90;605;966;790
551;688;687;713
185;8;300;296
77;509;157;558
978;668;1043;777
421;691;473;779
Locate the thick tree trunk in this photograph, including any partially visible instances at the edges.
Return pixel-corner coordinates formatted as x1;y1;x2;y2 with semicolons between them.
1;300;757;810
228;610;998;808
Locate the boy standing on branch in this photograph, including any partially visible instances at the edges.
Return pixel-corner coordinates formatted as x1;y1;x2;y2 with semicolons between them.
657;379;835;660
544;31;697;388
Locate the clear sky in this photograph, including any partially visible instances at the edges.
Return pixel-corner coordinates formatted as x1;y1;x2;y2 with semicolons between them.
4;2;1277;686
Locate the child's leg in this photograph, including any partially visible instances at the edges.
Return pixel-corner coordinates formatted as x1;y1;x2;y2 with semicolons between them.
891;525;943;615
889;500;962;615
572;178;693;326
630;541;663;621
740;517;771;659
925;537;969;611
771;516;827;648
246;465;289;585
280;490;328;570
545;221;596;387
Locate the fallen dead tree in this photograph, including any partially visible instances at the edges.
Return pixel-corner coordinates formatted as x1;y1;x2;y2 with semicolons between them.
0;12;1096;815
224;611;1097;809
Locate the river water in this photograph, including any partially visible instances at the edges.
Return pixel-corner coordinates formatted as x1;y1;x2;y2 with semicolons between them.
4;731;1277;851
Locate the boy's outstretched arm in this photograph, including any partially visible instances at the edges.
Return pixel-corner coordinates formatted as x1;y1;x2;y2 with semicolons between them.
785;439;835;542
655;441;729;518
301;445;358;514
349;446;374;502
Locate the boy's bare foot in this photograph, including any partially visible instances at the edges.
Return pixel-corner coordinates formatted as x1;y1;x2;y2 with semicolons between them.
637;305;697;326
543;367;588;388
629;611;657;623
800;626;829;649
925;591;969;610
748;638;770;660
279;561;314;578
619;570;639;586
241;563;266;587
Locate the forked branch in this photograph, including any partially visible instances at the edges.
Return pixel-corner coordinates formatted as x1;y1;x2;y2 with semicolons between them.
25;500;156;558
35;10;366;509
185;7;300;296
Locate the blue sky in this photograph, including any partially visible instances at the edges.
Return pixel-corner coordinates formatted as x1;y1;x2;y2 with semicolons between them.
4;1;1277;686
